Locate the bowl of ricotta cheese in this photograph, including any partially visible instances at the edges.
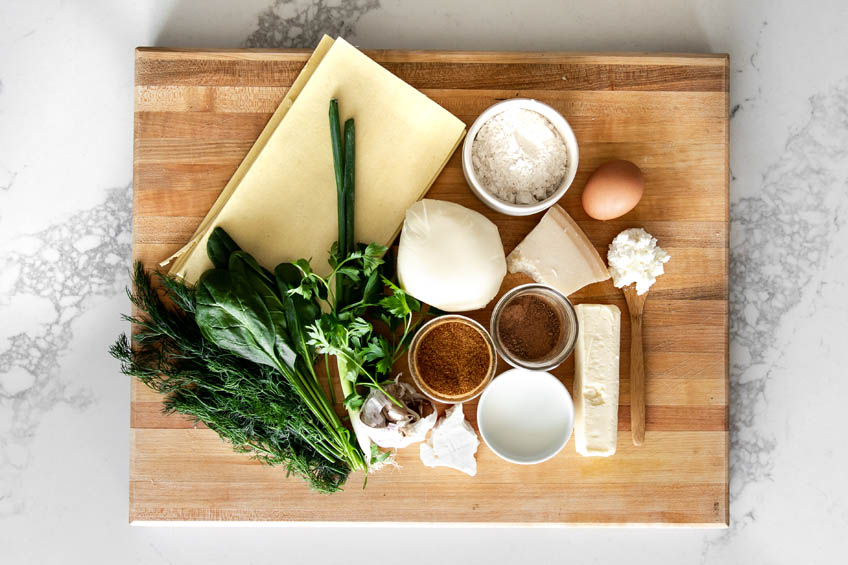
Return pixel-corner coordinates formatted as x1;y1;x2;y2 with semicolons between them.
462;98;579;216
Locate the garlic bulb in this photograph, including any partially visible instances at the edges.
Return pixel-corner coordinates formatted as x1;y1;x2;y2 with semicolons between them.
359;377;437;449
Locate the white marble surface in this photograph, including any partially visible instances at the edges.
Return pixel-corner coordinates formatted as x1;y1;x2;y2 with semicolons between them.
1;0;846;562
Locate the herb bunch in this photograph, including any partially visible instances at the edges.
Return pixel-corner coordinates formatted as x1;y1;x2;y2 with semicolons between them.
111;99;434;490
110;263;350;493
305;100;434;459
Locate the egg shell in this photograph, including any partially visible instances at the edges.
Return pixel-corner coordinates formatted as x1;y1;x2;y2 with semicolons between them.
581;160;644;220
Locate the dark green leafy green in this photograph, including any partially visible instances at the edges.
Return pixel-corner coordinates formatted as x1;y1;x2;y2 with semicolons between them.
110;263;349;493
195;269;279;368
206;226;240;269
194;241;365;473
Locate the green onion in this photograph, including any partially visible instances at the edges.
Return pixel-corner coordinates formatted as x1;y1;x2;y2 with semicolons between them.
329;99;346;305
341;118;355;306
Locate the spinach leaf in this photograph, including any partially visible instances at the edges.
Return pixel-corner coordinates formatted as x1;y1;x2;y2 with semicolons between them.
283;293;315;367
275;263;321;347
207;226;241;269
230;252;288;334
195;269;277;368
229;250;276;289
274;262;302;289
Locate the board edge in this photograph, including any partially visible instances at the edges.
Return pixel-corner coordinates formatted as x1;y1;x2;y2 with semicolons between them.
134;46;731;67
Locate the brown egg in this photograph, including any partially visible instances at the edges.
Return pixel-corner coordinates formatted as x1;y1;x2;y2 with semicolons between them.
581;160;644;220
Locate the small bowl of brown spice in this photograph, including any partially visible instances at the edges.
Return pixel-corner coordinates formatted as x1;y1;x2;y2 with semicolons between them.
490;283;578;371
408;315;497;404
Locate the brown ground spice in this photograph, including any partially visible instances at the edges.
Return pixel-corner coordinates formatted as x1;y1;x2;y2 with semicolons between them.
414;321;491;397
497;295;562;360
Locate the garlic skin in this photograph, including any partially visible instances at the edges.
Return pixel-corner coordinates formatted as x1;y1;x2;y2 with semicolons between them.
359;377;437;450
419;403;479;476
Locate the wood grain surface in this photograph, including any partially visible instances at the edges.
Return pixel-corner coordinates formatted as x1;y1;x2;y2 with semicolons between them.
131;47;729;526
623;285;649;446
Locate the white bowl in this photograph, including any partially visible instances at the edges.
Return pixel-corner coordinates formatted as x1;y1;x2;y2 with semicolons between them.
476;368;574;465
461;98;579;216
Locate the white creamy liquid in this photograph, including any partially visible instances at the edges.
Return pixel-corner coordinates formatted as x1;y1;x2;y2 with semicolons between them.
478;370;572;463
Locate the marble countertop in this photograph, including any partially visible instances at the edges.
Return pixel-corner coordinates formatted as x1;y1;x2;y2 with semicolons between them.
1;1;846;563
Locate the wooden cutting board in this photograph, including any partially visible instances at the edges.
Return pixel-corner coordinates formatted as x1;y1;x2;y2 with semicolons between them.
131;47;729;526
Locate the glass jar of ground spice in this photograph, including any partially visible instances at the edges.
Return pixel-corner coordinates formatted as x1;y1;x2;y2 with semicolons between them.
408;315;497;403
490;284;578;370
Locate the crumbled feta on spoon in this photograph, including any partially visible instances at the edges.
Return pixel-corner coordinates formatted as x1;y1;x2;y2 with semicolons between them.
607;227;670;447
607;227;670;295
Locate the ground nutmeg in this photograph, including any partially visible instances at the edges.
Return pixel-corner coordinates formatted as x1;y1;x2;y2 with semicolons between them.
497;294;562;361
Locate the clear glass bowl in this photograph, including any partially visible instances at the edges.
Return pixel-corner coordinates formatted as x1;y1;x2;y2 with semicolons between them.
490;284;578;371
407;314;497;404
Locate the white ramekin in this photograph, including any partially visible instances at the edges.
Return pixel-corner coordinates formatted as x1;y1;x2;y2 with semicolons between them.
461;98;579;216
477;368;574;465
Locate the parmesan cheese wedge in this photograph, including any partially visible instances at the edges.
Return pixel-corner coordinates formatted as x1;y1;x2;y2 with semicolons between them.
574;304;621;457
506;204;610;296
166;36;466;283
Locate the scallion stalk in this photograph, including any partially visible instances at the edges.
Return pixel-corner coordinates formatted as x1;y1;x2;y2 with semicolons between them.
341;118;355;307
329;99;346;306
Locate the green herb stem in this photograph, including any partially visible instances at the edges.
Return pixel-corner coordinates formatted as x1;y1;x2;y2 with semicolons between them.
323;353;337;406
342;118;355;270
330;99;346;305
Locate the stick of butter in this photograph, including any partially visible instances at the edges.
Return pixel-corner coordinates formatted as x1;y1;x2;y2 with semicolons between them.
574;304;621;457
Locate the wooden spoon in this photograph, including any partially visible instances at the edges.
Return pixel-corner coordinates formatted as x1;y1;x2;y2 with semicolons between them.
622;285;647;446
